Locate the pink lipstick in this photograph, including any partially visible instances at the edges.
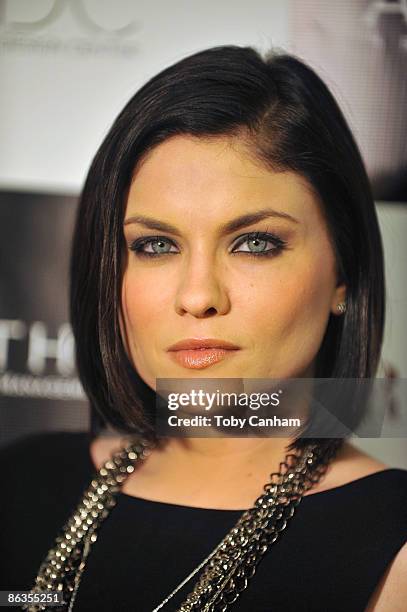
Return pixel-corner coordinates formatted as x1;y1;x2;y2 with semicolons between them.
167;338;240;370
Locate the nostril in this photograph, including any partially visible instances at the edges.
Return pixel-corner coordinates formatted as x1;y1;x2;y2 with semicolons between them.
191;307;218;318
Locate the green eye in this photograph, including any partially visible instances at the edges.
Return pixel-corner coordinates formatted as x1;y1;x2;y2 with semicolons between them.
129;231;287;259
231;232;287;257
129;236;177;257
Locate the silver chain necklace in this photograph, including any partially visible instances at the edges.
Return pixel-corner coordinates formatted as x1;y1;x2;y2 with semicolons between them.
22;436;341;612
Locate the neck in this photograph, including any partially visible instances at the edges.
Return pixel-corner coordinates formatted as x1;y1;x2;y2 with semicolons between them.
155;436;295;474
124;434;303;510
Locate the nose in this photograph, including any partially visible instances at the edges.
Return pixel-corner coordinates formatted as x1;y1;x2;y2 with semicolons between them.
174;251;231;318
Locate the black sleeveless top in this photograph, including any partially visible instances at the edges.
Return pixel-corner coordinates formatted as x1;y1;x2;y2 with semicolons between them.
1;432;406;612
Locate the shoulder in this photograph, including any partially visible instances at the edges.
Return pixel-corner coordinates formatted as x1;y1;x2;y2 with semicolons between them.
365;541;407;611
332;442;407;610
0;432;96;590
334;440;390;473
89;434;130;469
320;440;392;491
327;441;407;508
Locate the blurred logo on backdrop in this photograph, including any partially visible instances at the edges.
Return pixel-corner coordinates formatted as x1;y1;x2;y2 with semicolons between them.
0;319;83;399
0;190;89;446
0;0;141;57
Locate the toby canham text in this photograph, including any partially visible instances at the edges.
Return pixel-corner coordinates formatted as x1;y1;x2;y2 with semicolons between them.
167;415;301;428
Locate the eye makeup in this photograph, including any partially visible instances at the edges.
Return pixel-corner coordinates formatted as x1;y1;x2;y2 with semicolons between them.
127;230;288;260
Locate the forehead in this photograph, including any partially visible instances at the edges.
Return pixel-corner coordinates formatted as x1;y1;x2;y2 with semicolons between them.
125;135;322;226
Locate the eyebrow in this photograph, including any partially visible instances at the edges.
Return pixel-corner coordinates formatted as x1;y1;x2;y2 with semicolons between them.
123;208;299;235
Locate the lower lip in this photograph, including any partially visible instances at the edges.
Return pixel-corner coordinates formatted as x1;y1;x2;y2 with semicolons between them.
168;348;238;369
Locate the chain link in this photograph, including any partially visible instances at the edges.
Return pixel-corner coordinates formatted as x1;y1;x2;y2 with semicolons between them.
175;443;340;611
22;437;341;612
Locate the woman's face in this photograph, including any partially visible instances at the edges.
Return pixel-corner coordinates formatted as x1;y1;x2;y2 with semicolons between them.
121;135;346;389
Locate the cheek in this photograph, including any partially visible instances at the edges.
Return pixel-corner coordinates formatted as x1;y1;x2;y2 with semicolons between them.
235;250;336;361
122;271;150;338
278;261;335;359
292;267;333;334
121;268;172;339
238;257;333;317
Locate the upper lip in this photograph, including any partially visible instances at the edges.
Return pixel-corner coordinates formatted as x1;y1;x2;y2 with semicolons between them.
167;338;240;351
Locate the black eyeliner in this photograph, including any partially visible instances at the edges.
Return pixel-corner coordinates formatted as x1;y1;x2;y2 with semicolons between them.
129;231;287;258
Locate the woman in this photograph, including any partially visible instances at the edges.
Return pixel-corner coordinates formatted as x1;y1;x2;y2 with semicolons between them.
1;44;406;612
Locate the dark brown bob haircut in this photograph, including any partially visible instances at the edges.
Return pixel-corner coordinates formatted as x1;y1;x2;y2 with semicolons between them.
70;45;385;456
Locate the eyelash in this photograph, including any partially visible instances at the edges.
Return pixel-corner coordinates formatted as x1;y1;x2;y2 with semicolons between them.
128;231;287;259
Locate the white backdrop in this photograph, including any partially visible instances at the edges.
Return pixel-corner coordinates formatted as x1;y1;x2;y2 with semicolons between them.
0;0;287;191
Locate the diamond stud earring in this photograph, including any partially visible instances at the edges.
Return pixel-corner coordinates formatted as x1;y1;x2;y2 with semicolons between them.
336;302;347;314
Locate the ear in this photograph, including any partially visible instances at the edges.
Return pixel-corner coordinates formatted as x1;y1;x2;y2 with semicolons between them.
330;282;347;316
